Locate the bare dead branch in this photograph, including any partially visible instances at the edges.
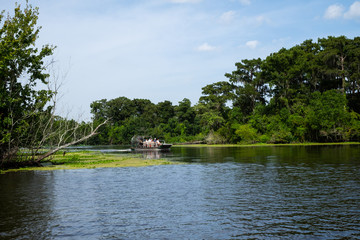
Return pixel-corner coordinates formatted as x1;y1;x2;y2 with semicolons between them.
36;119;108;162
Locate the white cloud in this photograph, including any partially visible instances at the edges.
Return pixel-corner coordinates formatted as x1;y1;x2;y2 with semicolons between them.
344;1;360;19
324;4;344;19
220;11;236;23
245;40;259;49
239;0;251;6
197;43;216;51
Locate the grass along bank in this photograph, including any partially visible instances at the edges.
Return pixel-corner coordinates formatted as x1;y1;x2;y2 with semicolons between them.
1;151;180;173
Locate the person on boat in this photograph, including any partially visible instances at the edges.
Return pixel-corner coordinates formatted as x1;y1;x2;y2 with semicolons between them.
143;139;148;148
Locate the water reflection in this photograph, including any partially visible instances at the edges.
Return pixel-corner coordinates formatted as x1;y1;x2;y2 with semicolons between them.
170;145;360;165
140;150;174;159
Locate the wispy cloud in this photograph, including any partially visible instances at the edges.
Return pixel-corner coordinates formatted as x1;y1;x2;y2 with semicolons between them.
324;4;344;19
220;11;236;23
344;1;360;19
254;15;268;25
272;37;291;45
197;43;216;51
246;40;259;49
239;15;269;27
239;0;251;6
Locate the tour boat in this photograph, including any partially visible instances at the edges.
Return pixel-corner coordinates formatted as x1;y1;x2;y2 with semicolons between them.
130;136;172;151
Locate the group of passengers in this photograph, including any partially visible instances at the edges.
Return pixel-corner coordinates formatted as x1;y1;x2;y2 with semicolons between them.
142;138;161;148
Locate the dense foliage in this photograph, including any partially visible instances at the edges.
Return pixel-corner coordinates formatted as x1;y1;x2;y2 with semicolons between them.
0;3;55;163
91;36;360;144
0;4;98;168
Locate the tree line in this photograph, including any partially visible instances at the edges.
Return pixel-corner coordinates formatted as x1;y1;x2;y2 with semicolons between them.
1;3;360;169
90;36;360;145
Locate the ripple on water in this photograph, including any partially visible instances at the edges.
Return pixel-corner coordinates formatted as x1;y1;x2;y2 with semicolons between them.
1;146;360;239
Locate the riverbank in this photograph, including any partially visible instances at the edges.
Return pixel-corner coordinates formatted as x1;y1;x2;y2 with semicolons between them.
172;142;360;147
1;151;179;174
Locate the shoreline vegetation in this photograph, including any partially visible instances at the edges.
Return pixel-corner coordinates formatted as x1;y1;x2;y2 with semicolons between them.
1;151;179;174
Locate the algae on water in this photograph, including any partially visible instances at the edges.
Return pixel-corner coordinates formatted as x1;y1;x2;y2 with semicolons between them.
2;151;180;173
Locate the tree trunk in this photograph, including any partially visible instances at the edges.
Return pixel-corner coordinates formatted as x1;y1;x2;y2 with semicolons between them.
340;56;346;93
36;120;107;163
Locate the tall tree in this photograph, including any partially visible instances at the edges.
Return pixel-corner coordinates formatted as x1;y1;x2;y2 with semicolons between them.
225;58;266;115
348;37;360;94
0;3;107;168
199;81;233;118
318;36;351;93
347;37;360;113
156;100;175;124
176;98;195;123
0;3;54;162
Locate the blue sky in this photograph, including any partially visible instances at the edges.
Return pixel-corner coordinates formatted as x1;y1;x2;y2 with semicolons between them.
2;0;360;120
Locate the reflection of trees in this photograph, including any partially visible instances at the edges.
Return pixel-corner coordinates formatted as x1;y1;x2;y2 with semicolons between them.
0;172;55;239
173;145;360;165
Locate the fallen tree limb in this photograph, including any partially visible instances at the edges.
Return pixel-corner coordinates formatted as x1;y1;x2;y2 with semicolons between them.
36;120;108;163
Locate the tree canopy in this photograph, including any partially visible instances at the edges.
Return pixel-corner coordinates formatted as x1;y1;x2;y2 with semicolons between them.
89;36;360;145
0;3;54;163
0;3;105;169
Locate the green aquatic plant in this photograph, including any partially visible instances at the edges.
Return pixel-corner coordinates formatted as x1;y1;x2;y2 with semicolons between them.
1;151;182;173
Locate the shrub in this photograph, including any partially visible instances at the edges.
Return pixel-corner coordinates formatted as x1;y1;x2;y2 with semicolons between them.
234;124;259;144
259;134;271;143
269;129;293;143
205;131;227;144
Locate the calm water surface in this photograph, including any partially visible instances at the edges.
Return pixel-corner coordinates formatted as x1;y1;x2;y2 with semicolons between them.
1;145;360;239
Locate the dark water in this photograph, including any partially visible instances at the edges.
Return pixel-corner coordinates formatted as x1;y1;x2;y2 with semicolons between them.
1;145;360;239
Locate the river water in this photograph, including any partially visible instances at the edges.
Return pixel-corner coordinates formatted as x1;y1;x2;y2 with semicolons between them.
1;145;360;239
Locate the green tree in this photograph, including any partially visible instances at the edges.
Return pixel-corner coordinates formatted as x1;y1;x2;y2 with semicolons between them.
306;90;351;142
318;36;351;93
346;37;360;113
262;47;308;109
156;100;175;124
107;97;135;124
199;81;233;118
176;98;196;124
90;99;109;122
195;102;225;133
226;58;267;116
0;3;54;163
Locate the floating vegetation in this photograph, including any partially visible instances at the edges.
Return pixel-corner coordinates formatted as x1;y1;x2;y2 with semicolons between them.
1;151;180;173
